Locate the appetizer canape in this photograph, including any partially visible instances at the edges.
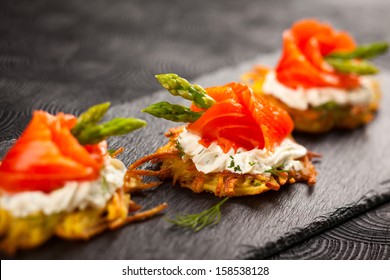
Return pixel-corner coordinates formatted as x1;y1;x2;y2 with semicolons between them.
242;19;388;133
128;74;317;198
0;103;167;254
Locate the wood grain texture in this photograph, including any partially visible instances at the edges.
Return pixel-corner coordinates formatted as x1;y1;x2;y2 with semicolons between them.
0;0;390;259
269;203;390;259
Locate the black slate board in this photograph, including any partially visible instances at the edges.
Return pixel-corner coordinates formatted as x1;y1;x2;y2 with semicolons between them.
2;53;390;259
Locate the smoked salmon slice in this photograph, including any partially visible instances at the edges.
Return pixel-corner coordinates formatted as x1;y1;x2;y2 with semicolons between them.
276;19;360;89
187;82;293;151
0;111;105;193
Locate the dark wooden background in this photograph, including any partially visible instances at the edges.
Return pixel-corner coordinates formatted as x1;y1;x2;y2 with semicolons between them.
1;0;389;259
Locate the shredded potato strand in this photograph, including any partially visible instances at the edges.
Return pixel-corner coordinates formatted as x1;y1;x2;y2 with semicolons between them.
111;147;125;158
128;152;178;170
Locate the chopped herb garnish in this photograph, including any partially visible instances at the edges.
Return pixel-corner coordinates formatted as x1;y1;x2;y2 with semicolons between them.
227;156;243;172
234;165;242;172
249;161;257;166
228;158;235;168
265;162;289;176
166;198;229;232
175;141;185;157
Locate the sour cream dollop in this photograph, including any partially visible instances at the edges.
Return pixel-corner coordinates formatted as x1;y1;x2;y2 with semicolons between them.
178;129;307;175
0;158;126;218
262;71;376;110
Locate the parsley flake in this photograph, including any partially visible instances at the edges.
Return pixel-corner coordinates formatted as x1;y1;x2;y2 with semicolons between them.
228;158;235;168
265;162;289;176
175;141;185;157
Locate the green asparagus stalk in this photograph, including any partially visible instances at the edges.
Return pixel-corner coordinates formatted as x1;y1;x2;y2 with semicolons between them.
71;102;111;136
155;73;216;109
71;102;146;145
325;58;378;75
75;117;146;145
326;42;388;60
142;101;202;123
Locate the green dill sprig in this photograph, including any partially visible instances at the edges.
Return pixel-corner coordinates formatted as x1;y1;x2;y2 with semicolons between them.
166;198;229;232
264;162;289;176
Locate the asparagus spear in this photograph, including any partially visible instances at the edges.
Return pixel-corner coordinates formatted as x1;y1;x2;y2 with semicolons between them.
326;42;388;60
325;58;378;75
155;74;216;109
71;102;111;136
76;117;146;145
71;102;146;145
142;101;202;123
324;42;388;75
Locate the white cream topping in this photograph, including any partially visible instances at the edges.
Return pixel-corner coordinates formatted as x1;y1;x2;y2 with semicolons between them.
262;71;376;110
0;158;126;218
178;129;307;175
